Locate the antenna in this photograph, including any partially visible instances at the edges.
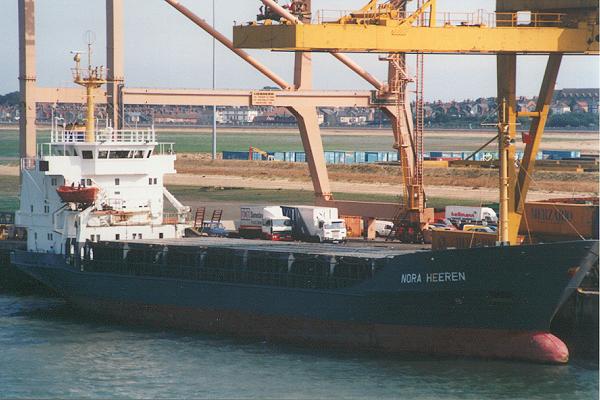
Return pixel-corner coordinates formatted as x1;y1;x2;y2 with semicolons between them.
83;30;97;70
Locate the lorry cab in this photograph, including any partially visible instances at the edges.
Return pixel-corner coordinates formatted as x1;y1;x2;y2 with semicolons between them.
262;217;292;241
319;219;347;243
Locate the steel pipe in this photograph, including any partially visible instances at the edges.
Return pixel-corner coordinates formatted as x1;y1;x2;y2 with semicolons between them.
259;0;384;90
259;0;302;24
329;52;384;90
164;0;292;90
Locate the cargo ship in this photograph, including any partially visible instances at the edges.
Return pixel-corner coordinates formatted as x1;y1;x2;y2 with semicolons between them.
10;51;599;364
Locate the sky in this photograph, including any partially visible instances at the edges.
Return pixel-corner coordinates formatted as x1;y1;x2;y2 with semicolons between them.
0;0;598;101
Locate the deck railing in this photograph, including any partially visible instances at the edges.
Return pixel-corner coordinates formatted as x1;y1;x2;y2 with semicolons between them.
51;127;157;144
313;9;566;28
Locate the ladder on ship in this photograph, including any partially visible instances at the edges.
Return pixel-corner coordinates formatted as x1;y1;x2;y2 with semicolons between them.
184;207;207;237
209;209;223;227
194;207;206;231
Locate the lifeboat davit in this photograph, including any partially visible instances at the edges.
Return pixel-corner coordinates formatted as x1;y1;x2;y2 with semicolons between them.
56;185;99;204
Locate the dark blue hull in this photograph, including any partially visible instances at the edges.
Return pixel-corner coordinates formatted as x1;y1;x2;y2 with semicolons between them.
11;239;599;363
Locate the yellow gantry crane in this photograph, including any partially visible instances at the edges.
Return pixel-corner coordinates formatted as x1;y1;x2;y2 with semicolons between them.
234;0;599;245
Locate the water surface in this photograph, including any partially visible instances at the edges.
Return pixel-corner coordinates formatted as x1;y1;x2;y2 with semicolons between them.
0;293;597;399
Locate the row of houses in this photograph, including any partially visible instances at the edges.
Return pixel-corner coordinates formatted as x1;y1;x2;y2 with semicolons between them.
0;88;597;125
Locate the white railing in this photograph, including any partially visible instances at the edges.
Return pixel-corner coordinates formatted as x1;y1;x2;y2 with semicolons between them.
37;141;175;157
96;128;156;143
156;143;175;155
50;126;157;144
313;9;565;28
21;157;36;170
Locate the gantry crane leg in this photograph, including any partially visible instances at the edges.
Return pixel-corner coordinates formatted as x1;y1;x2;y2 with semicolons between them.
498;52;563;244
497;53;518;244
511;54;563;241
106;0;124;130
18;0;37;159
288;106;333;200
288;0;333;201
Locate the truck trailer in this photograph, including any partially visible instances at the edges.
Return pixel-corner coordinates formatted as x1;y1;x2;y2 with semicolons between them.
281;206;347;243
445;206;498;227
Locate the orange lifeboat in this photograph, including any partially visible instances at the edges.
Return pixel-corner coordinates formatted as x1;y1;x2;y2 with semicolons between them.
56;185;99;204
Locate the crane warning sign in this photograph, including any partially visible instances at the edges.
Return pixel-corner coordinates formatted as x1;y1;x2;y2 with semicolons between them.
251;91;277;106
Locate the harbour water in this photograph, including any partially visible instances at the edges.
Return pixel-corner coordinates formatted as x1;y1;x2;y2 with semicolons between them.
0;292;597;399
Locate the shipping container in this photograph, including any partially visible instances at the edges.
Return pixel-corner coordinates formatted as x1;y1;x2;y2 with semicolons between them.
542;150;581;160
355;152;366;163
520;201;599;240
345;152;356;164
365;152;379;163
285;152;295;162
341;215;363;238
222;151;249;160
272;152;286;161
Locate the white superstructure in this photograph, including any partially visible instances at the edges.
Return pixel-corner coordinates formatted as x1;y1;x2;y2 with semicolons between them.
16;121;190;254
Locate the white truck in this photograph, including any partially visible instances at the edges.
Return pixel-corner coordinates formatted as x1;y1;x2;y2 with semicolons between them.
445;206;498;226
375;220;394;238
239;205;293;241
281;206;347;243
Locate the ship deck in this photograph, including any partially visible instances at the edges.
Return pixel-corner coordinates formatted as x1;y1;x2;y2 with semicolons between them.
125;237;428;259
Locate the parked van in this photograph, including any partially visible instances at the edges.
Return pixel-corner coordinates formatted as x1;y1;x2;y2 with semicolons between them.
375;220;394;237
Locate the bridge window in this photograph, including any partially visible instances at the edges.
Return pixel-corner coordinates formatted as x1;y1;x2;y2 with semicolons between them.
133;150;144;158
109;150;131;159
82;151;93;159
98;151;108;159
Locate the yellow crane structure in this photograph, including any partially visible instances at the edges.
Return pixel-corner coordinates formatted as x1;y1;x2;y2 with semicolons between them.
234;0;599;245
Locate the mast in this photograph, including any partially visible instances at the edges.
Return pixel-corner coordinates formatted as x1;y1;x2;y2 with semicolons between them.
73;42;107;143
